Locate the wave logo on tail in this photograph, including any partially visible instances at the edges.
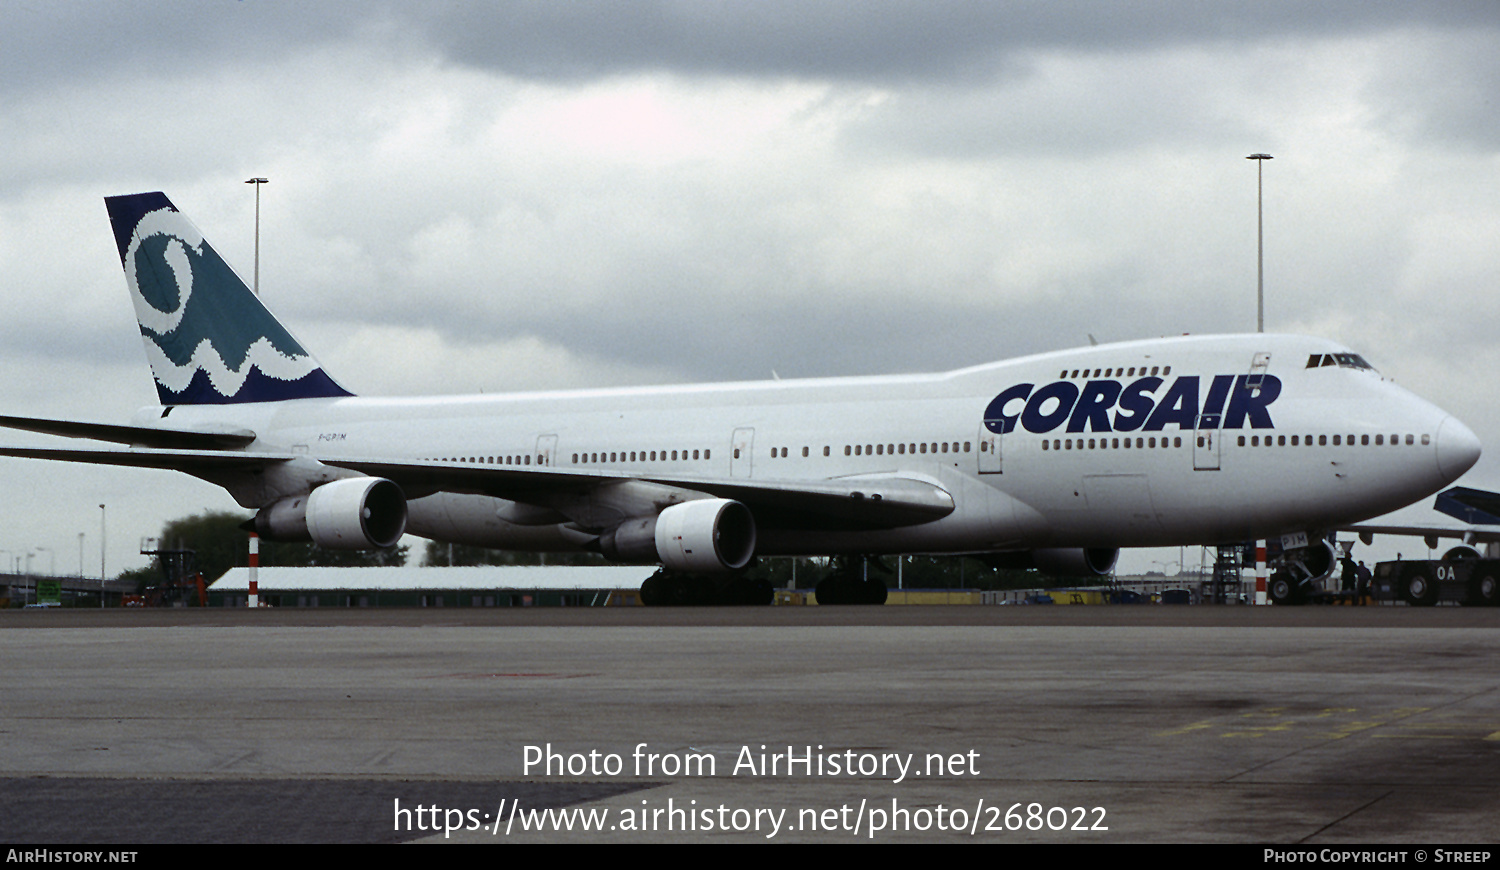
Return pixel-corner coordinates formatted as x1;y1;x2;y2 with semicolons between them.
104;192;352;405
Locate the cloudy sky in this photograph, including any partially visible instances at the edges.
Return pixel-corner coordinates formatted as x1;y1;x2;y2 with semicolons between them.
1;1;1497;578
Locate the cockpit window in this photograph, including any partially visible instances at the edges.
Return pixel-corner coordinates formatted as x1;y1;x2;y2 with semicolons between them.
1306;353;1377;372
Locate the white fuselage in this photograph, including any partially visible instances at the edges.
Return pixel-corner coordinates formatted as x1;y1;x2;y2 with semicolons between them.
139;333;1478;557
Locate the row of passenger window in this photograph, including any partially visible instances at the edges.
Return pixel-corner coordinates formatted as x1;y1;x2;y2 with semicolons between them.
1060;364;1171;380
569;441;977;465
765;442;973;458
1237;433;1429;447
428;455;535;465
574;448;710;464
1043;436;1183;451
428;430;1430;468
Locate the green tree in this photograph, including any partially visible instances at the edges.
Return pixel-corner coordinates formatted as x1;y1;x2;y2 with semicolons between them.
152;511;253;582
113;565;160;595
263;540;409;568
141;510;408;582
740;557;826;590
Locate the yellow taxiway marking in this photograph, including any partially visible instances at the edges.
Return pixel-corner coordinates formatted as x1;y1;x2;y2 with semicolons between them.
1151;707;1500;741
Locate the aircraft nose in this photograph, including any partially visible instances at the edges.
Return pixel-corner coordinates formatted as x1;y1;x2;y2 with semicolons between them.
1436;416;1482;483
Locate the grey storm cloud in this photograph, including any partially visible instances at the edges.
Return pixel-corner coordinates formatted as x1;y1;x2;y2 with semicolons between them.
4;1;1497;90
418;1;1499;82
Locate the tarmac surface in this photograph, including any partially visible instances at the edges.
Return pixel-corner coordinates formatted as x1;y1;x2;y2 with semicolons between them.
2;605;1498;843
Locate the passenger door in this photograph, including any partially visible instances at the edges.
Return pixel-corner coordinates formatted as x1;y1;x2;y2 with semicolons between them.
730;428;755;478
977;427;1001;474
535;434;558;467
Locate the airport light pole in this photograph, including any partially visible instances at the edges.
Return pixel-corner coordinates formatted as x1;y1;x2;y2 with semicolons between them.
1246;154;1272;333
245;178;268;295
99;503;106;607
1247;154;1272;604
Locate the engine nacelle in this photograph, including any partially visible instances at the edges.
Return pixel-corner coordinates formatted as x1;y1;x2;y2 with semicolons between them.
1031;547;1120;578
599;499;757;573
253;477;408;550
1288;537;1338;582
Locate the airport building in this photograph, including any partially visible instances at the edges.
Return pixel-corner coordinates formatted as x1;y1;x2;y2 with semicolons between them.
204;566;1223;608
209;565;653;607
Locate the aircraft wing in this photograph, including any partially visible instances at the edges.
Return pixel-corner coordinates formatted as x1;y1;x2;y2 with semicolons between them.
0;440;954;531
1342;487;1500;549
0;415;256;450
324;457;956;530
1342;523;1500;548
0;443;276;473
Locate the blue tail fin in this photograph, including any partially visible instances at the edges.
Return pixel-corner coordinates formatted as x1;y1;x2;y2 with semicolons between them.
104;192;353;405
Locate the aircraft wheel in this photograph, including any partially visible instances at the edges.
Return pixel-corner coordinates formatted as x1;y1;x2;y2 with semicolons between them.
653;572;701;606
859;577;888;605
640;571;666;607
1268;572;1302;606
1404;572;1439;607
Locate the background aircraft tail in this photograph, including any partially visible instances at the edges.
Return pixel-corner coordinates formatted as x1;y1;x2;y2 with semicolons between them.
104;191;353;405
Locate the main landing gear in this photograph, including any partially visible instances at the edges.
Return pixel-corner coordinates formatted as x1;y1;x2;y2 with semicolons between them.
639;570;773;606
814;557;890;605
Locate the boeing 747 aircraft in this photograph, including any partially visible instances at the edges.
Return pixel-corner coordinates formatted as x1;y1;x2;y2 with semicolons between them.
0;192;1481;603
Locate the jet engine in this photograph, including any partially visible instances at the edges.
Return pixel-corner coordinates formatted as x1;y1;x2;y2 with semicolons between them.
984;548;1120;577
1031;547;1120;578
252;477;408;549
599;498;757;573
1288;537;1338;582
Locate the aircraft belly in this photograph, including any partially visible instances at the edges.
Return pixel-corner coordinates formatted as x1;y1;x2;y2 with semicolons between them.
1017;471;1182;548
759;470;1046;555
405;493;582;551
1082;474;1165;538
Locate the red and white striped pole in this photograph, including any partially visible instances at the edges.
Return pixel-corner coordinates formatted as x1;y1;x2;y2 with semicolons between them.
248;531;259;608
1255;540;1267;605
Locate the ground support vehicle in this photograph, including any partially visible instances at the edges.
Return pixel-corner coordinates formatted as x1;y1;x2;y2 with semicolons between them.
1372;558;1500;606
